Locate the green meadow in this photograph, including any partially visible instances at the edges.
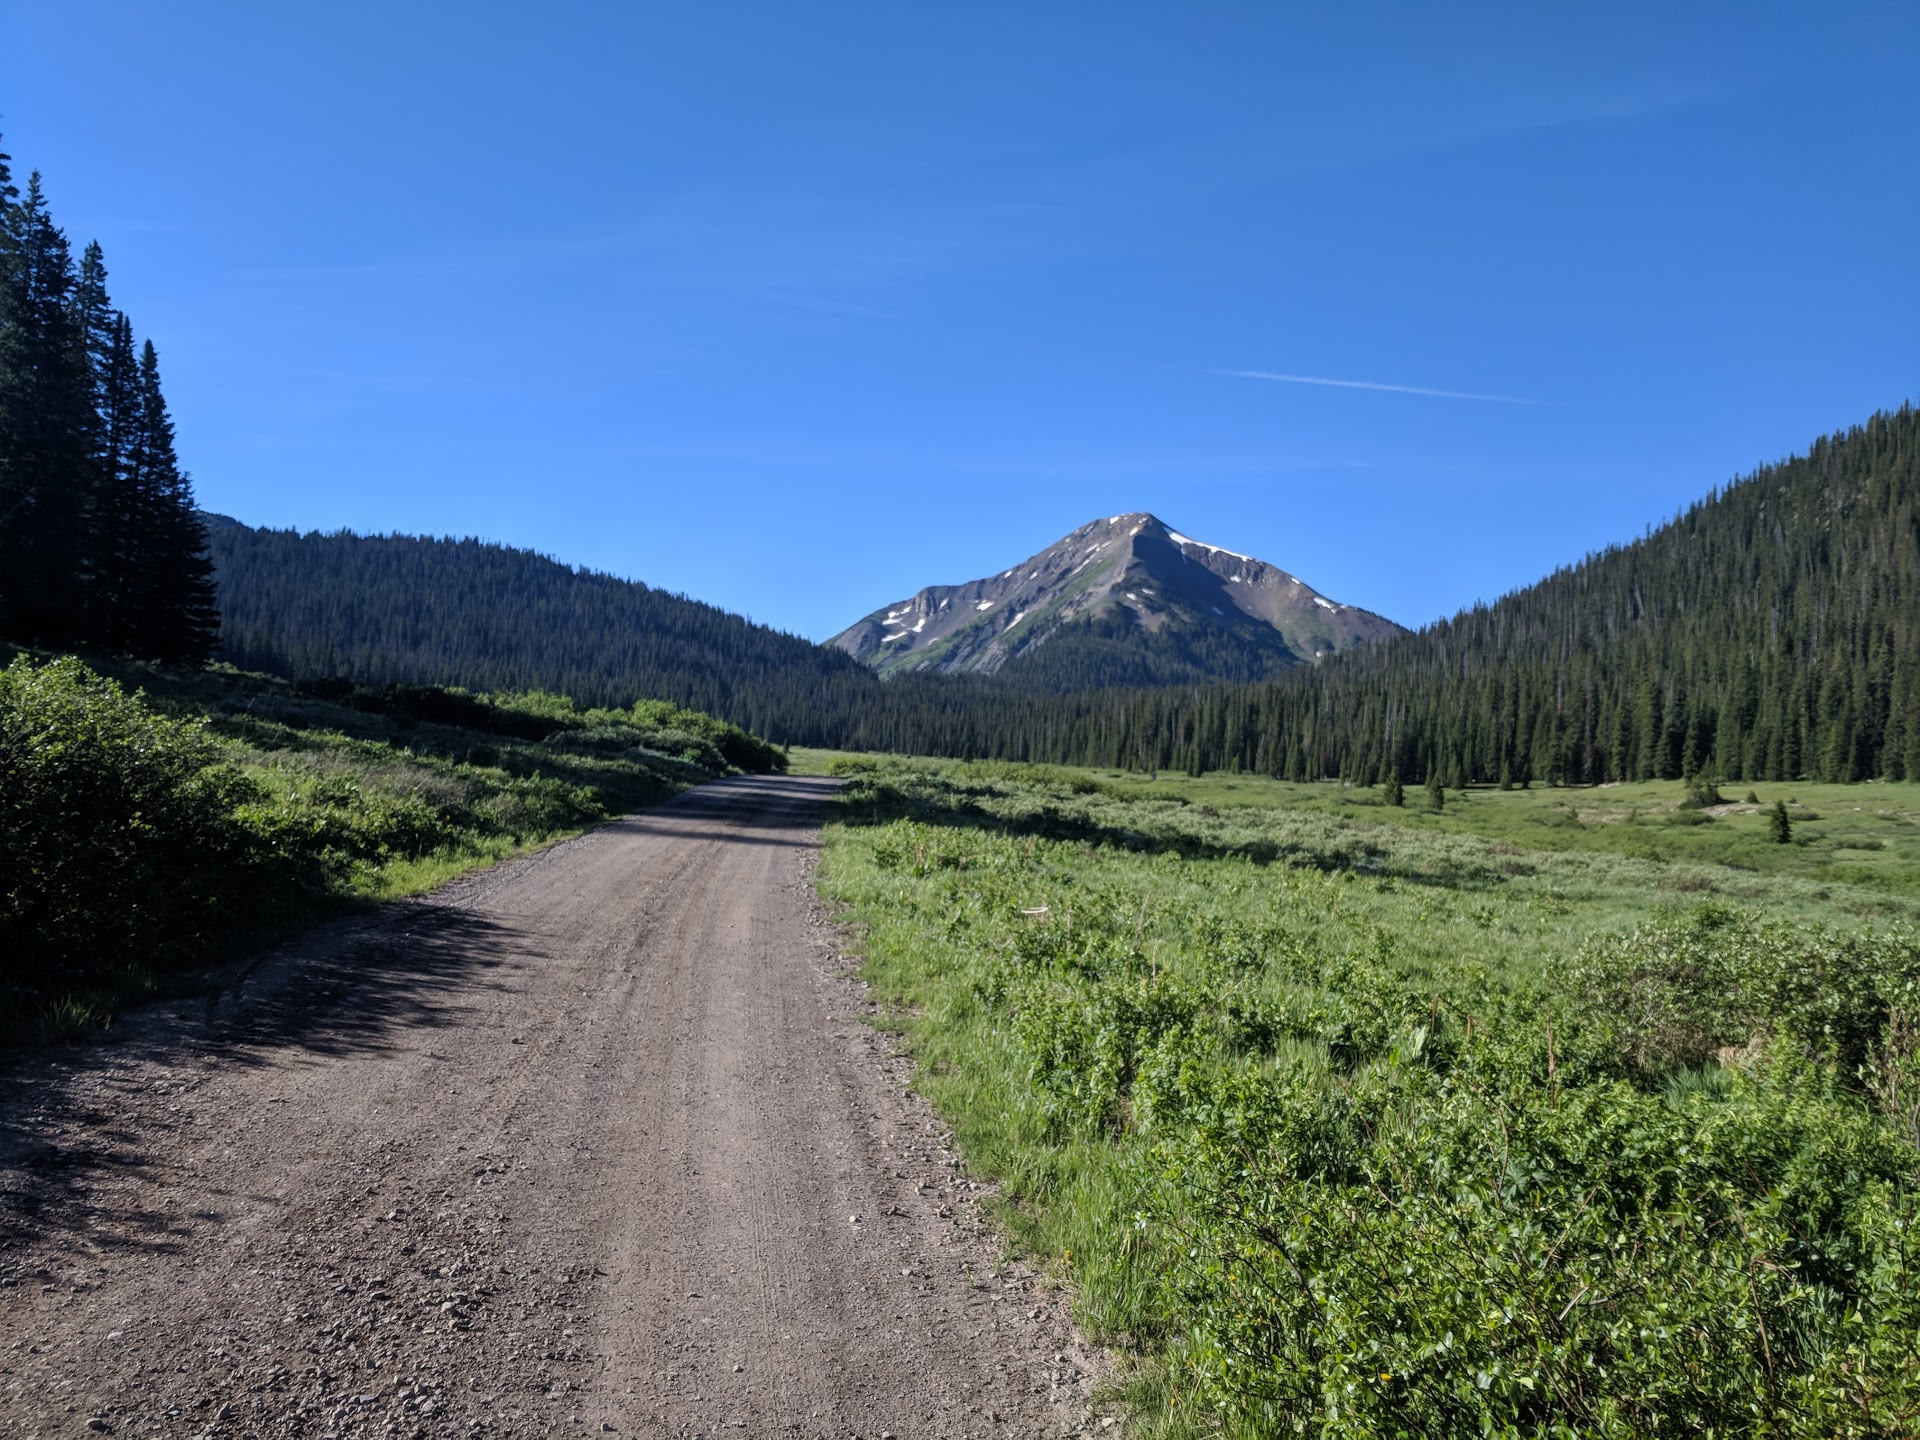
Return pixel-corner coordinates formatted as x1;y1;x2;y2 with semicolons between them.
810;754;1920;1437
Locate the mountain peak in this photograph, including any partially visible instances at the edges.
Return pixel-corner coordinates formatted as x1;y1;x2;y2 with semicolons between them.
828;514;1400;687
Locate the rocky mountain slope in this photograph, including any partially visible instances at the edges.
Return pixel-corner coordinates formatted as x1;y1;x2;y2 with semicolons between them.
829;513;1402;685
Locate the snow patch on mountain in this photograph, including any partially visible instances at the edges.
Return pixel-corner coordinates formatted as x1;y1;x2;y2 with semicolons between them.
1167;529;1256;563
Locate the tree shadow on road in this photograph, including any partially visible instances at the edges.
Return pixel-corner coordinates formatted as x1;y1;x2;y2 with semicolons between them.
0;773;843;1262
0;903;519;1260
613;776;837;849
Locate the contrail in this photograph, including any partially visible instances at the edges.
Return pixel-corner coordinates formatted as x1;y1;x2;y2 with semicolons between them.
1215;368;1550;405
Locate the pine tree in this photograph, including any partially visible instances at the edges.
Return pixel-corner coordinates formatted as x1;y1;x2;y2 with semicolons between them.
1633;685;1660;781
1769;800;1792;845
123;339;217;662
1660;681;1688;780
1382;768;1403;807
0;143;220;665
0;169;96;646
1425;771;1444;811
75;246;144;650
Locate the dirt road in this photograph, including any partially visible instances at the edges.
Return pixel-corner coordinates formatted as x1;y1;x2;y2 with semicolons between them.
0;775;1108;1438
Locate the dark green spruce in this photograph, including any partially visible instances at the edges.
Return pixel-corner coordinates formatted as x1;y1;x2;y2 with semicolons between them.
0;136;217;663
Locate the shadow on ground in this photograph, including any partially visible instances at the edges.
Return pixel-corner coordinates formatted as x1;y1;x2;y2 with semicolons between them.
833;775;1513;892
0;772;841;1262
0;902;520;1259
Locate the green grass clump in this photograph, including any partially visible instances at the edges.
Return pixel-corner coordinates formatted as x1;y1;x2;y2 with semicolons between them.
817;759;1920;1437
0;652;782;1040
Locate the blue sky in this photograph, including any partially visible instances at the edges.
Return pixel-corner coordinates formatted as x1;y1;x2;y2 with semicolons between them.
3;3;1915;639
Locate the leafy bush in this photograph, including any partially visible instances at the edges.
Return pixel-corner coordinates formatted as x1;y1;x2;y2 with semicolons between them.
1158;1052;1920;1437
0;656;266;1000
1565;906;1920;1078
1680;772;1727;810
628;698;787;773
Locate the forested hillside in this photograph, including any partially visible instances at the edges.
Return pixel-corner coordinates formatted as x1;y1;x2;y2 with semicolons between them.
846;405;1919;784
1281;403;1920;787
205;515;893;746
0;136;216;662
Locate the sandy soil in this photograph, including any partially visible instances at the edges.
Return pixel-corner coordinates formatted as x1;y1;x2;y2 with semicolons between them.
0;775;1114;1439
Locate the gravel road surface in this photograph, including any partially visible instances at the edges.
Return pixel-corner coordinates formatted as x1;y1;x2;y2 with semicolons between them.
1;775;1111;1438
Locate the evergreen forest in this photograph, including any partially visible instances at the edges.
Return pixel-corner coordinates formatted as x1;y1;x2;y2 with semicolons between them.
204;514;887;747
208;405;1920;789
0;136;217;664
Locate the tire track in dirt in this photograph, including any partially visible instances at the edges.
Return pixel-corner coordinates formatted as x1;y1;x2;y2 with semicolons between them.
0;775;1113;1438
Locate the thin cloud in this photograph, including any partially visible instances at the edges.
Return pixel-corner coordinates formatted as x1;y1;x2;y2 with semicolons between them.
1216;369;1553;406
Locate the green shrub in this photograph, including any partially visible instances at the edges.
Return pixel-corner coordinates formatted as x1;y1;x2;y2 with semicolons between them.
1681;772;1727;810
1564;907;1920;1079
1;656;774;1032
0;656;265;1000
1158;1051;1920;1437
627;698;788;774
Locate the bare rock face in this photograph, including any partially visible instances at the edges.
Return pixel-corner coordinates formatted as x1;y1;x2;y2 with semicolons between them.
829;512;1402;681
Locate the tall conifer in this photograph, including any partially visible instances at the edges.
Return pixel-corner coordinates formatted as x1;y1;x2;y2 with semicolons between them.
0;170;95;646
0;140;218;663
74;244;144;649
125;339;217;662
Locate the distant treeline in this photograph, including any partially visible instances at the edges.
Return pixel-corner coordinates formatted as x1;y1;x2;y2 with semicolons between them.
867;405;1920;787
210;406;1920;787
0;136;216;663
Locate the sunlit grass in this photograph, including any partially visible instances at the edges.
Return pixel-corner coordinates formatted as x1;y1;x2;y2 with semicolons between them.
816;755;1920;1435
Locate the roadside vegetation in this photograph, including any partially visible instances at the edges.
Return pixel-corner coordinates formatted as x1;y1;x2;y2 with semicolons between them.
816;755;1920;1437
0;649;784;1042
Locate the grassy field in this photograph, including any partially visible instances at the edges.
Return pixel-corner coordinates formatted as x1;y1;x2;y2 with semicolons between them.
2;650;783;1041
792;747;1920;909
811;753;1920;1437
